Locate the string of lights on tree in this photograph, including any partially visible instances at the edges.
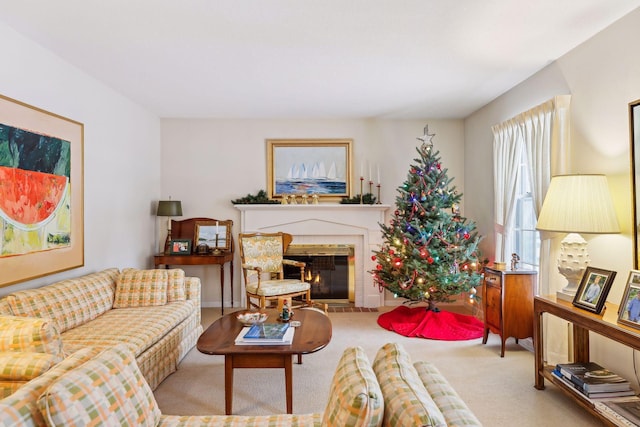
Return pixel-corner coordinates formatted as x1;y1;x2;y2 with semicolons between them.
370;126;485;311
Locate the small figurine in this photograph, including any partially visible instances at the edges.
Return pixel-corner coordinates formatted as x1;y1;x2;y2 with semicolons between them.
281;301;291;321
311;194;319;205
289;195;298;205
511;253;520;271
281;195;288;205
301;194;309;204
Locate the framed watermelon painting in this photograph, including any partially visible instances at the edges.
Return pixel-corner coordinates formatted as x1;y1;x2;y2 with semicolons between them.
0;95;84;287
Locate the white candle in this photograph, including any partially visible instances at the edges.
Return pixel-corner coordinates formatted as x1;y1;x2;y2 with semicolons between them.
377;165;381;184
360;162;364;178
216;221;219;234
369;163;372;182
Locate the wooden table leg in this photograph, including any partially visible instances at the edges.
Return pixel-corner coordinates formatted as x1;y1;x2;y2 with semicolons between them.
220;264;225;315
285;355;293;414
224;355;234;415
534;306;545;390
230;260;234;309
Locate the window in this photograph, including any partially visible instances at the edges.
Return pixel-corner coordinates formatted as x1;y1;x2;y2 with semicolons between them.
509;153;540;269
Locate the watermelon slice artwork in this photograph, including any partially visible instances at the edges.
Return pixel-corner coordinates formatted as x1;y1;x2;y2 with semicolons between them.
0;123;71;256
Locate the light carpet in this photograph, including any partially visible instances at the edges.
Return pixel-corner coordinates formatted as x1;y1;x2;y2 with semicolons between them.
154;307;603;426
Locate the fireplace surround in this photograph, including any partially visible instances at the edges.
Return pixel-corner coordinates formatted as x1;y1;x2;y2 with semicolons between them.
236;204;390;307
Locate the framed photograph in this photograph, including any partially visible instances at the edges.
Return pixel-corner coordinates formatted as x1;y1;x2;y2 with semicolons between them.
572;266;616;314
194;219;232;252
617;270;640;329
169;239;191;255
267;139;352;201
0;94;84;287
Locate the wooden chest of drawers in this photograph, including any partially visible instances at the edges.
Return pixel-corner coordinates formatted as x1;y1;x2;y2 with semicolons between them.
482;267;537;357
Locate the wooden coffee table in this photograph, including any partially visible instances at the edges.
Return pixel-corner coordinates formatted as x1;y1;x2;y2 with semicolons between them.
197;308;332;415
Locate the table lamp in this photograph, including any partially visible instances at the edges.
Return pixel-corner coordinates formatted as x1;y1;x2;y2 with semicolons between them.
157;199;183;254
536;174;619;301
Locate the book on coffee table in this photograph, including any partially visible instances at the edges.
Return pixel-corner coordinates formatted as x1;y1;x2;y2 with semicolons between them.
234;324;295;345
244;322;290;340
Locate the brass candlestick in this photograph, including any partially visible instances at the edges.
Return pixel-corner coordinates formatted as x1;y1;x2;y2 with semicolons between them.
376;184;381;204
359;177;364;204
368;180;373;195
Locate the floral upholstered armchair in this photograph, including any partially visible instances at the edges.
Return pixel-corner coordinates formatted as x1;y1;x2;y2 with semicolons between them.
238;232;312;310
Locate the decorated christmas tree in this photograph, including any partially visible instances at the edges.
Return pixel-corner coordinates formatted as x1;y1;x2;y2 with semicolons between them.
371;126;484;311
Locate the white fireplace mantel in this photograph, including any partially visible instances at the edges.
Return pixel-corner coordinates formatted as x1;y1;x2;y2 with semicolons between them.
235;204;390;307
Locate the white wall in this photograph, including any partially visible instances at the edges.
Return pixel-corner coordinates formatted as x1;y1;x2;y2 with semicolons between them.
160;118;466;307
0;23;161;296
465;8;640;378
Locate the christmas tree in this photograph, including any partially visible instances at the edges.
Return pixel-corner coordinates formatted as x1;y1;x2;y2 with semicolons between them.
371;126;484;311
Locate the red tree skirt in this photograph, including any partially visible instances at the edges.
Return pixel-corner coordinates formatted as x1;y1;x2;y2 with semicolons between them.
377;305;484;341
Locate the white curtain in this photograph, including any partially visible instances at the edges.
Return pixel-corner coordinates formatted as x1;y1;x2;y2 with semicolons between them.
491;121;522;263
492;95;571;365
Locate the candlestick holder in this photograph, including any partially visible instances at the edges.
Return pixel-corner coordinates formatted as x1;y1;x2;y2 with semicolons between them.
368;180;373;195
359;177;364;204
376;184;381;204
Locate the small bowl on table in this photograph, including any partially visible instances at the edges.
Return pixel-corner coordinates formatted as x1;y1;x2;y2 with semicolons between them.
236;311;268;326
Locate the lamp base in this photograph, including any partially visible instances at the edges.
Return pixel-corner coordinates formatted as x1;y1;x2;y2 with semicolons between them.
556;233;589;303
556;289;576;302
164;230;172;255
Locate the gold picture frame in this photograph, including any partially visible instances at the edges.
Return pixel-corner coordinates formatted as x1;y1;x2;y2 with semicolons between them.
194;219;232;252
266;139;352;201
0;94;84;287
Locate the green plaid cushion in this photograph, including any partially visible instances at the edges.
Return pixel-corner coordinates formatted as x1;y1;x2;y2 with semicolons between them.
123;268;186;302
0;352;57;381
0;347;99;427
414;361;482;426
0;315;64;361
4;268;119;333
321;346;383;427
37;344;161;427
158;413;322;426
114;269;168;308
373;343;446;427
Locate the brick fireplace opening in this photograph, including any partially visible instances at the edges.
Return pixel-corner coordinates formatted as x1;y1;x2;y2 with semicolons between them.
283;244;355;303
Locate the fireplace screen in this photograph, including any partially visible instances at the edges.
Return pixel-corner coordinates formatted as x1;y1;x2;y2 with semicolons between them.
284;244;355;301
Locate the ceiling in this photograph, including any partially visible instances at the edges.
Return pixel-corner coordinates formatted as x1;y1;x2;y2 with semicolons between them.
1;1;639;119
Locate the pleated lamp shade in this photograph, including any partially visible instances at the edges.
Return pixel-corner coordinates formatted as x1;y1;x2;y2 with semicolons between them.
536;174;619;234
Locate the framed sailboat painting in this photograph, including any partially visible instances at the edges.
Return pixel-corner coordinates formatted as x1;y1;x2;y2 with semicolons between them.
267;139;352;201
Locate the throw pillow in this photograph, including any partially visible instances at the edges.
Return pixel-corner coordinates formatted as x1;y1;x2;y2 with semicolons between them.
321;346;384;427
113;269;168;308
37;344;161;427
373;342;446;427
121;268;186;302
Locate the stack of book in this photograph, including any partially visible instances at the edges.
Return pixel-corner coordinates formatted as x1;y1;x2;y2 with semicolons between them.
551;361;636;400
234;322;295;345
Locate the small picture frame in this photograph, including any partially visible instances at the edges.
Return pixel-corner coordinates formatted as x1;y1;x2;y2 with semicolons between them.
617;270;640;329
194;219;232;252
169;239;192;255
572;266;616;314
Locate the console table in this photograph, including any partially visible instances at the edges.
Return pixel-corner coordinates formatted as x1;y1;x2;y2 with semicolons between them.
534;294;640;425
154;217;234;314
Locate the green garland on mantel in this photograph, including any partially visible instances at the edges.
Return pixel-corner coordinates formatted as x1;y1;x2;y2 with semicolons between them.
340;193;377;204
231;190;280;205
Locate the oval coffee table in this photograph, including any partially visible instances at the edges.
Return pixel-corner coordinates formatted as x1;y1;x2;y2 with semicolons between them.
197;308;332;415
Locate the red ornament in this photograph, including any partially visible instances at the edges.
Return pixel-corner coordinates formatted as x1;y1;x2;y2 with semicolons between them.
427;257;434;264
389;249;395;256
464;233;470;239
394;210;400;216
371;255;377;261
393;257;403;268
376;264;383;270
420;248;429;259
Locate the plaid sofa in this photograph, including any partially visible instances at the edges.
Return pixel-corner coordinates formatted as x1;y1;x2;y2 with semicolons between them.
0;268;203;397
0;342;481;427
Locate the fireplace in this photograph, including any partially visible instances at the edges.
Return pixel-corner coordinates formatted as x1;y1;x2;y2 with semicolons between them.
236;204;390;308
284;244;355;302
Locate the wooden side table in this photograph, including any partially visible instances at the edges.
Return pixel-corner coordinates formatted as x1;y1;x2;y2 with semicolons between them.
155;217;235;314
482;267;537;356
154;252;233;314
